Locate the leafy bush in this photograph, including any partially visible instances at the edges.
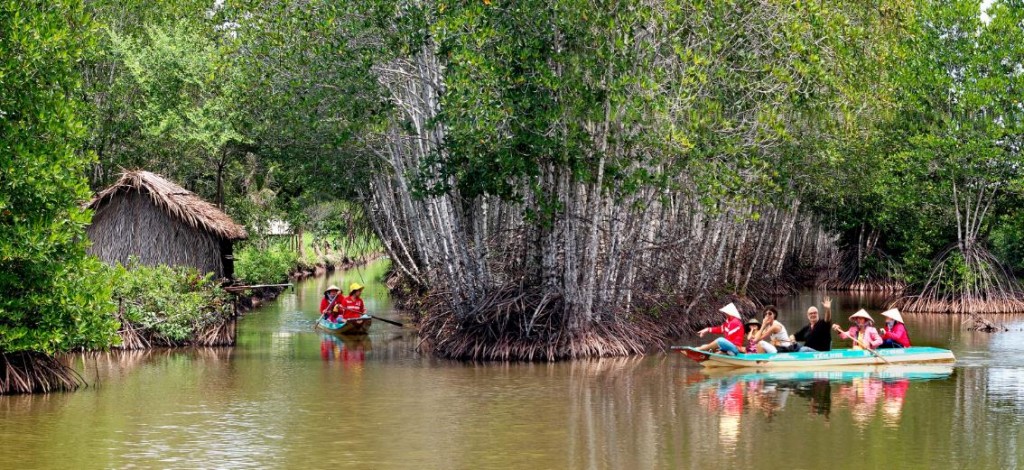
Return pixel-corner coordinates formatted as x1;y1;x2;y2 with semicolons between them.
991;212;1024;275
0;1;120;355
110;262;233;344
234;242;298;284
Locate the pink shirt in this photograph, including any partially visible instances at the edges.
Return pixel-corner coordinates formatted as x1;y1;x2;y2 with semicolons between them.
839;325;883;349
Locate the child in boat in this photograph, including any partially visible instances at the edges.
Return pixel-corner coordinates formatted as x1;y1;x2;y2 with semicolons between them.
752;305;798;353
320;285;343;322
745;317;762;352
879;308;911;348
832;309;883;350
696;303;745;355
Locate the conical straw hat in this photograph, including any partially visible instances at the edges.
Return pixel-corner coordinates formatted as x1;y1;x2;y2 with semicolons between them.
719;303;741;319
848;309;874;322
881;308;904;324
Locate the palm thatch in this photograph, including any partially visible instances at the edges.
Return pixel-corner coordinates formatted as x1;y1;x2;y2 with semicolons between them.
86;171;247;278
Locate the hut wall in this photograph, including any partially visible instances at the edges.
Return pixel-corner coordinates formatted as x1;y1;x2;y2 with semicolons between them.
87;191;227;277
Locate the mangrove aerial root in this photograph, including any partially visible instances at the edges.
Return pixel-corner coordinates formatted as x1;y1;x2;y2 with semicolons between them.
891;246;1024;314
417;287;689;361
0;352;84;395
194;313;236;347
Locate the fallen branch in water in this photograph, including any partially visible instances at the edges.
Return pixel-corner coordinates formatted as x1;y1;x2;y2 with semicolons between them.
964;313;1008;333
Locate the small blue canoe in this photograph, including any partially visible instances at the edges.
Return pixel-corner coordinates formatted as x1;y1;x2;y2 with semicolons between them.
672;346;955;369
316;315;373;335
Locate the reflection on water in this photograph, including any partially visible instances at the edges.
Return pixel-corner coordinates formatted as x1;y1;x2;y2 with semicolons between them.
693;366;953;438
2;270;1024;468
319;333;371;364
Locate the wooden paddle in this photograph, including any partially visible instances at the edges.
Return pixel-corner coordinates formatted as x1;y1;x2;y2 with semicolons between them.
320;293;343;320
368;314;404;327
850;334;890;364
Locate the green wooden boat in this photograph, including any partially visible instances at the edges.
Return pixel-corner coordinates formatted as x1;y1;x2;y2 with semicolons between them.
316;315;373;335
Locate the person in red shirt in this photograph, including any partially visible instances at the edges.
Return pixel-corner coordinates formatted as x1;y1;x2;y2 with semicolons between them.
338;282;366;320
879;308;911;348
696;303;745;355
320;285;343;322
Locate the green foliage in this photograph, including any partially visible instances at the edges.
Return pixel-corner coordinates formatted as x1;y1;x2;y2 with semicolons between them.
110;262;233;343
0;1;119;354
234;243;298;285
111;22;245;157
71;0;1024;298
990;211;1024;273
86;0;382;248
805;0;1024;284
939;251;978;292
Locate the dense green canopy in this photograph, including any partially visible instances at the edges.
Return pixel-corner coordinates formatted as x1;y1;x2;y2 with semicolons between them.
0;1;118;354
4;0;1024;361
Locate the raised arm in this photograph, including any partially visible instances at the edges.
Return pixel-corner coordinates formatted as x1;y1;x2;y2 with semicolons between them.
822;295;832;322
755;322;781;343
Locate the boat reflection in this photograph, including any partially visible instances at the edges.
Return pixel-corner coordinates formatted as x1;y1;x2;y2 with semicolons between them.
694;365;953;431
319;333;372;365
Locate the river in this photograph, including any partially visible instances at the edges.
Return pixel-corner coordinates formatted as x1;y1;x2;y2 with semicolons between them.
2;260;1023;468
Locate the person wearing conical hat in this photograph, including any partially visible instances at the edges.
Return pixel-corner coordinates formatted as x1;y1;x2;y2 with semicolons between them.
832;309;883;350
879;308;911;348
320;285;343;322
338;282;366;321
696;303;745;355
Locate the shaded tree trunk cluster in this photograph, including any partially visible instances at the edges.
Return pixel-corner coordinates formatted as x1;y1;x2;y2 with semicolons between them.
362;52;837;360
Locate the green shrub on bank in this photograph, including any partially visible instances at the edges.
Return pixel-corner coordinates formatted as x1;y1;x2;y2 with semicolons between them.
234;232;384;285
111;263;232;343
234;243;298;284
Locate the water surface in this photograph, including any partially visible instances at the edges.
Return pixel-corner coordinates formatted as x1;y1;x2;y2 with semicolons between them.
2;262;1023;469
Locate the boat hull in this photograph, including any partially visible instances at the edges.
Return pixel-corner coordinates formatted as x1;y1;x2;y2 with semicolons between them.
699;364;955;381
317;316;373;335
672;346;955;369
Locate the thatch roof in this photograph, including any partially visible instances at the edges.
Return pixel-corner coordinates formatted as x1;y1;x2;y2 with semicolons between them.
88;171;247;240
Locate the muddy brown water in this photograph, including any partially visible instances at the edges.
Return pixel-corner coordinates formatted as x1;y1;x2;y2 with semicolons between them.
2;260;1024;468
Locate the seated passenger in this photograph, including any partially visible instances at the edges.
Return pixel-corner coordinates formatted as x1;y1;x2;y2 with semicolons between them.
879;308;911;348
792;296;834;352
832;309;883;350
339;282;366;320
753;305;798;353
696;303;745;356
320;285;343;322
745;317;762;353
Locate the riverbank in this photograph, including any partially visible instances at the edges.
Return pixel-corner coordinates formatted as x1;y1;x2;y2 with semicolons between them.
234;253;385;314
113;252;385;350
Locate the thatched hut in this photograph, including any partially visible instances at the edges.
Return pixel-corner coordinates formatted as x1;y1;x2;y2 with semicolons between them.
86;171;247;278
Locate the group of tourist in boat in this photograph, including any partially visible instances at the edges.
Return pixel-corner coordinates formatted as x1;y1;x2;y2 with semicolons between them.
319;283;367;323
696;296;912;356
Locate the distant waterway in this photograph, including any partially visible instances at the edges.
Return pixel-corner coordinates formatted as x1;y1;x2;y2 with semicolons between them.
1;260;1023;468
